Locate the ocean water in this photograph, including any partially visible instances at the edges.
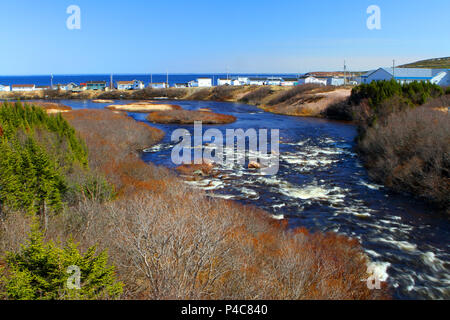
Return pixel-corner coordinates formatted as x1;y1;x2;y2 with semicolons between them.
0;73;300;87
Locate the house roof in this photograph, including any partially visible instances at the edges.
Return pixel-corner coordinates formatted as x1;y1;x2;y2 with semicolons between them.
86;81;107;84
363;67;449;79
117;81;134;85
12;84;35;88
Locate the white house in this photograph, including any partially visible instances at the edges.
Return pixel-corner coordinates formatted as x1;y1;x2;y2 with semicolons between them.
248;77;266;86
0;84;10;92
327;77;345;86
11;84;36;91
265;77;283;86
56;83;77;91
174;83;188;88
217;78;232;86
35;86;51;91
233;77;249;86
151;82;168;89
297;76;327;86
280;78;298;86
361;68;450;86
197;78;212;87
188;80;198;87
117;80;145;90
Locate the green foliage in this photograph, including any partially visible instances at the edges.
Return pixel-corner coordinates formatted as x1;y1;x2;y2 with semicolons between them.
0;222;123;300
0;102;113;216
0;136;65;215
0;101;88;167
351;79;443;110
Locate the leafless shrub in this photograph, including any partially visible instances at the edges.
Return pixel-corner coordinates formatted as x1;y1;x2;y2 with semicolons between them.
359;107;450;212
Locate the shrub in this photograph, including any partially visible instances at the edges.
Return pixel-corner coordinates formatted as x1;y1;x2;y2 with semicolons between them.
0;222;123;300
359;107;449;212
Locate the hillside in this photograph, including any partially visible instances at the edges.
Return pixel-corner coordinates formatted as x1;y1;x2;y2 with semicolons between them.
399;57;450;69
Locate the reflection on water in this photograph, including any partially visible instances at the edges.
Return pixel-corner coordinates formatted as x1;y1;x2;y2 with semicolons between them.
59;99;449;300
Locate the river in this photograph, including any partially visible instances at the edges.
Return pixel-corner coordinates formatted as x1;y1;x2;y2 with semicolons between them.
58;99;449;300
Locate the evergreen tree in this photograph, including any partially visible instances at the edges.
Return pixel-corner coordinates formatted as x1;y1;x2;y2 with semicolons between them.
0;222;123;300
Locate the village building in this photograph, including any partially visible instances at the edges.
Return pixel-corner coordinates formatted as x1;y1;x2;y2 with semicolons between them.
0;84;11;92
11;84;36;92
217;78;232;86
35;85;51;91
249;77;266;86
361;68;450;86
86;81;107;91
297;76;327;86
265;77;283;86
117;80;145;90
280;78;298;86
327;77;345;86
151;82;168;89
174;83;189;88
197;78;212;87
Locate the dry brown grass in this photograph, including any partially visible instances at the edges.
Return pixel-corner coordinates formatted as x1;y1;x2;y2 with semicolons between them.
147;110;237;124
261;86;351;117
1;108;390;300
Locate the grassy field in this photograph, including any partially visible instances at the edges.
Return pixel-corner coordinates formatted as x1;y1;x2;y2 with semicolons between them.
399;57;450;69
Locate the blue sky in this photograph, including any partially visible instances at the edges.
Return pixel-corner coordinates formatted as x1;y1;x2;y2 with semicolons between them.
0;0;449;75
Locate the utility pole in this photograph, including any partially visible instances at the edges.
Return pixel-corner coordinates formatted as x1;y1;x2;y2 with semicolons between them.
110;74;113;90
50;73;53;89
344;60;347;85
150;73;153;86
166;70;169;88
393;60;396;80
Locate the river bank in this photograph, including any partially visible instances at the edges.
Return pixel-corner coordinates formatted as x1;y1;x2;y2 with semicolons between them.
47;98;449;299
0;85;352;120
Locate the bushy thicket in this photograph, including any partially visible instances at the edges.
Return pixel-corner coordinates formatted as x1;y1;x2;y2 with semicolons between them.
348;81;449;212
350;79;444;129
359;107;449;212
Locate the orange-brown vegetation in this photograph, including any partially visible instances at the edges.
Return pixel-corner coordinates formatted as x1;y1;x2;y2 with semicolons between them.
359;106;450;213
1;108;389;300
147;110;237;124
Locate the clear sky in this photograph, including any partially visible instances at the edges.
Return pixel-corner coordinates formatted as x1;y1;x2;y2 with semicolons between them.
0;0;449;75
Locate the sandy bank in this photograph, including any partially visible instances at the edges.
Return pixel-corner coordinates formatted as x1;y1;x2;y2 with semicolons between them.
147;110;237;124
105;103;182;113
